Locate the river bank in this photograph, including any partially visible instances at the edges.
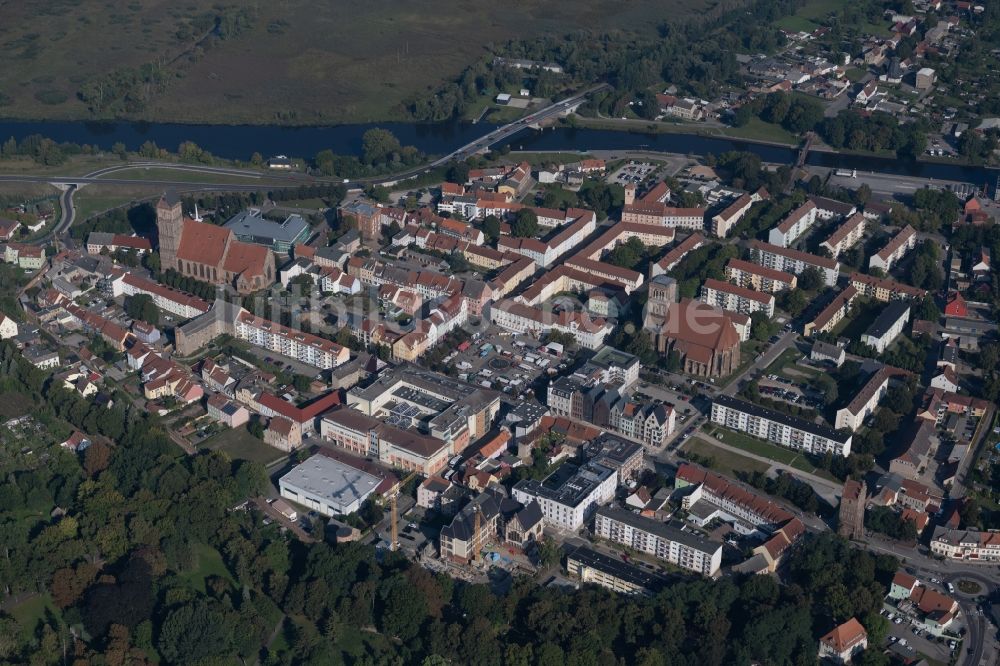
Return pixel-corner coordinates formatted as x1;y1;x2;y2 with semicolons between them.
0;117;996;190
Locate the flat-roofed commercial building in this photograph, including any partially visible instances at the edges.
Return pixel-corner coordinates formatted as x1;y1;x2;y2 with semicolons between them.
711;394;852;456
224;209;311;252
594;506;722;576
512;461;617;531
279;453;383;517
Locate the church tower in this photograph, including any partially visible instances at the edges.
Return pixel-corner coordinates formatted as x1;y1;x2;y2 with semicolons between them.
156;191;183;272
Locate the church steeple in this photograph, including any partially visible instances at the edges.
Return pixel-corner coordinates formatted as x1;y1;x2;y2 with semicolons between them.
156;190;183;271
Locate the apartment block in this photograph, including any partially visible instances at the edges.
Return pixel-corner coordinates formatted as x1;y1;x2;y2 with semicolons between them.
235;311;349;370
768;201;817;247
869;225;917;272
711;394;852;456
820;212;867;257
835;365;905;431
724;258;797;293
804;286;857;337
849;272;927;302
861;301;910;353
594;506;722;576
748;240;840;286
929;526;1000;561
699;278;775;317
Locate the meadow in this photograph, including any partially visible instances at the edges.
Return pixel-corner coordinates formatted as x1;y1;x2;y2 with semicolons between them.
0;0;715;126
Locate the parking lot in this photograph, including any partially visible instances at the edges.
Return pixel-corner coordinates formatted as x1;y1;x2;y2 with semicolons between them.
883;606;961;664
606;161;659;187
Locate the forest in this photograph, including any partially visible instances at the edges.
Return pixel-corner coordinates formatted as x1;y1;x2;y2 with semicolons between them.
0;337;901;665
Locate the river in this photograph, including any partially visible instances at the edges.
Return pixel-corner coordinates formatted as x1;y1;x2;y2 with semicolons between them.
0;118;996;187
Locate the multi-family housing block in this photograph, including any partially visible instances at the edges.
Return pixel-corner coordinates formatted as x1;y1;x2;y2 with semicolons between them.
929;526;1000;562
699;278;776;317
861;300;910;353
849;272;926;302
804;285;857;337
235;311;349;370
835;365;907;430
711;394;852;456
768;201;818;247
489;299;612;349
819;212;867;257
748;240;840;286
594;506;722;576
724;258;797;293
869;224;917;272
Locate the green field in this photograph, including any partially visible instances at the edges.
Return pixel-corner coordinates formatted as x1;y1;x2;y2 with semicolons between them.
707;425;830;478
95;167;277;185
8;594;60;640
177;543;236;594
683;437;771;478
716;118;800;146
0;0;711;126
200;426;287;466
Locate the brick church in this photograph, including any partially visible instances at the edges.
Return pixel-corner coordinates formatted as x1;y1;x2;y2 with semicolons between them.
156;192;274;294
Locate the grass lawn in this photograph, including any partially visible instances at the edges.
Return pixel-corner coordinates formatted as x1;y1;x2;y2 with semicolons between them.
9;594;60;637
95;167;274;185
709;426;838;479
709;426;800;465
775;16;820;32
177;543;236;594
717;118;800;145
683;437;771;478
273;198;328;210
832;300;882;340
765;347;805;376
200;426;286;466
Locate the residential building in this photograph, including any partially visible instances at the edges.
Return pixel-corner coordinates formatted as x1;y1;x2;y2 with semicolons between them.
577;346;641;389
417;476;452;511
594;507;722;576
929;526;1000;562
565;545;665;596
820;213;867;257
206;393;249;428
818;618;868;664
234;311;349;370
489;299;612;350
85;232;153;255
265;416;302;451
724;258;797;293
869;225;917;272
584;435;645;481
850;272;927;302
711;395;852;456
279;453;383;517
106;271;211;320
861;301;910;353
804;286;857;337
4;243;45;270
512;461;617;531
835;365;907;430
699;278;775;317
650;232;706;276
809;196;857;220
837;480;866;540
711;193;754;238
621;202;705;229
768;201;818;247
675;463;795;534
748;240;840;286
